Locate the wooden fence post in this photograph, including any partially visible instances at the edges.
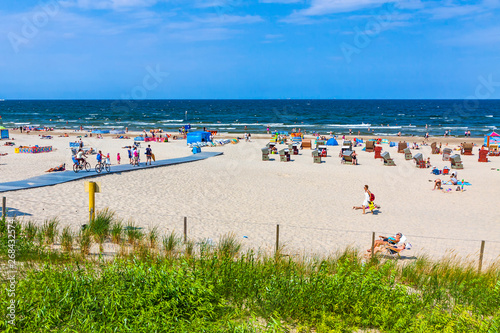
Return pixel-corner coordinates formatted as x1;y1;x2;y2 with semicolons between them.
371;232;375;259
478;240;485;273
1;197;5;218
183;217;187;243
275;224;280;258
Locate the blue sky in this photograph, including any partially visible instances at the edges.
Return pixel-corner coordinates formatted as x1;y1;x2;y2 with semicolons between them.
1;0;500;99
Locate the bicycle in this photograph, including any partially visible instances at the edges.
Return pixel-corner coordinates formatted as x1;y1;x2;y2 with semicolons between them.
95;161;111;173
73;159;91;173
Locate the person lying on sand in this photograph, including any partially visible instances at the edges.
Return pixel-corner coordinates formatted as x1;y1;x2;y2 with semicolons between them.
368;243;410;256
367;233;405;252
46;163;65;172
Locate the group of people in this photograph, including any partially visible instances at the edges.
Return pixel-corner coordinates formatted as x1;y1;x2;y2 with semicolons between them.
73;149;111;166
127;144;153;166
350;186;411;256
433;172;463;192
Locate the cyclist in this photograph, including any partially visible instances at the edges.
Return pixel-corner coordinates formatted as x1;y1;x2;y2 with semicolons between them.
76;149;87;166
96;150;103;166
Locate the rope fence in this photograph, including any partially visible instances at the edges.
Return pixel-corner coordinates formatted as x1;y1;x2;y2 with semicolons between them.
2;196;500;270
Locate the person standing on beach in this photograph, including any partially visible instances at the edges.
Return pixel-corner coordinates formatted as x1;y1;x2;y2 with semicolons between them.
352;185;377;214
117;153;121;164
128;148;132;164
133;147;139;166
145;145;152;165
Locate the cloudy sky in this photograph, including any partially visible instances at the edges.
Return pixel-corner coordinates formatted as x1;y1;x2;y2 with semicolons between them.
1;0;500;99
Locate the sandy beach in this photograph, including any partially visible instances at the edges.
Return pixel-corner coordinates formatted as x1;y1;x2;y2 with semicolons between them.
1;131;499;264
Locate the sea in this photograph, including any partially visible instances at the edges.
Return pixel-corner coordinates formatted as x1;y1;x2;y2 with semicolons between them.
0;99;498;137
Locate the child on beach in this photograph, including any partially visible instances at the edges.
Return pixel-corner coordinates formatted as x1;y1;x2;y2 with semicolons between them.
133;148;139;166
106;153;111;166
128;148;132;164
117;153;121;164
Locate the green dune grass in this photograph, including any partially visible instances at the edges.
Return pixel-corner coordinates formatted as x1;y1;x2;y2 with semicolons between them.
0;214;499;332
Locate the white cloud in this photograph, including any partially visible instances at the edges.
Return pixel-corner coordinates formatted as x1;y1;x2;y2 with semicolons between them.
63;0;160;11
295;0;397;16
194;14;263;25
259;0;303;3
444;26;500;46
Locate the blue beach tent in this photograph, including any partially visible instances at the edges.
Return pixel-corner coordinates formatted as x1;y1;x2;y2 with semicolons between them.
0;127;8;139
484;131;500;146
326;138;338;146
187;131;212;144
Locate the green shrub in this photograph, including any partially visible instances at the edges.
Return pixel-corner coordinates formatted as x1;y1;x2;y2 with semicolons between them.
163;231;180;255
110;220;123;244
42;218;59;245
217;232;241;258
125;220;143;245
78;229;92;255
148;226;159;249
23;220;38;241
60;226;74;253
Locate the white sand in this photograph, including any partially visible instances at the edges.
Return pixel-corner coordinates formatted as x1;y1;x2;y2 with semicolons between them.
1;132;499;264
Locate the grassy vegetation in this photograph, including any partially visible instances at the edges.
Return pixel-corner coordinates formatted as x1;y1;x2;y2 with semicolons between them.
0;212;499;332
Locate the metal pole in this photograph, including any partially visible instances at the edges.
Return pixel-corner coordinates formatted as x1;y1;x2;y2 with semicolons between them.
478;240;485;273
275;224;280;257
371;232;375;259
1;197;5;218
184;217;187;243
89;182;95;223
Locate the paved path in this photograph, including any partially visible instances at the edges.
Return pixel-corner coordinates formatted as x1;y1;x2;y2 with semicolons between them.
0;152;222;193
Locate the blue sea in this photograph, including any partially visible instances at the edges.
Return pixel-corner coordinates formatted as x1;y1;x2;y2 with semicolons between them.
0;100;498;137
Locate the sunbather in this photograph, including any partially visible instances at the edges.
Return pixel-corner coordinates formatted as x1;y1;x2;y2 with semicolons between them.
367;232;405;252
371;243;410;255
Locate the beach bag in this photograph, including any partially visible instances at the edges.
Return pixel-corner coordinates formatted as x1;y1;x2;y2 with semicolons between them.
370;192;375;202
368;202;375;211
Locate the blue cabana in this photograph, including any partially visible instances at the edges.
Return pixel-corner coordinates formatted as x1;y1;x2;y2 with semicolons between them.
484;131;500;146
326;138;338;146
0;127;9;140
187;131;212;144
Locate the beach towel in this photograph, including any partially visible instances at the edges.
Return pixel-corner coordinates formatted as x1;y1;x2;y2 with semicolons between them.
443;181;471;186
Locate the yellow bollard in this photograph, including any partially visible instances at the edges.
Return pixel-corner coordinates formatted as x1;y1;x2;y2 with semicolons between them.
85;181;100;223
88;181;95;222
